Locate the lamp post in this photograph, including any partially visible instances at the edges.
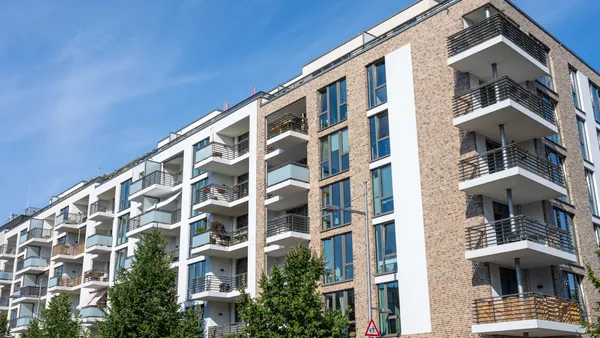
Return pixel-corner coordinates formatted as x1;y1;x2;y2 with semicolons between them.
322;181;372;321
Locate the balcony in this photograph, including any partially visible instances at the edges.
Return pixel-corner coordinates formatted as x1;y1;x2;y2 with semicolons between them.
206;322;245;338
465;216;577;267
85;234;113;255
52;243;85;263
0;271;12;285
83;270;109;289
265;214;310;256
20;228;52;247
11;286;47;304
55;212;87;233
192;182;249;216
88;200;115;222
191;227;248;258
472;293;584;336
0;245;16;259
16;256;49;276
459;144;566;204
129;170;183;202
80;305;105;325
265;162;309;211
48;275;82;293
447;13;549;82
0;298;9;310
10;316;34;333
126;209;181;239
453;77;557;143
266;114;309;151
189;273;247;302
194;140;250;176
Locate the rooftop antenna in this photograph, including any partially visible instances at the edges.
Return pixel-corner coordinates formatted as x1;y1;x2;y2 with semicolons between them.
224;101;229;110
251;85;257;95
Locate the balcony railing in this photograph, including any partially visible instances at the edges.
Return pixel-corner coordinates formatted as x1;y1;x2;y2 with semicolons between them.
10;316;34;329
129;170;183;196
17;256;49;271
267;114;308;140
127;209;182;232
22;228;52;242
0;271;12;281
11;286;47;298
453;76;555;123
55;212;87;226
189;273;248;294
0;245;16;256
207;322;246;338
447;13;547;66
267;162;309;187
266;214;309;238
195;140;250;163
466;215;575;254
84;270;109;283
0;298;9;307
52;242;85;257
80;305;105;318
194;182;249;205
459;144;565;186
473;292;581;325
169;248;180;262
89;200;114;215
192;227;249;248
49;275;82;288
85;234;112;248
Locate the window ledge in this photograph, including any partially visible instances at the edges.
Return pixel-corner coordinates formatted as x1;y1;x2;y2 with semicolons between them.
319;169;350;183
320;222;352;234
318;118;348;133
322;279;354;287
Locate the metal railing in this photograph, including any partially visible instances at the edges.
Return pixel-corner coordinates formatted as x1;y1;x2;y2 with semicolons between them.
267;114;308;140
52;243;85;257
24;228;52;241
473;292;582;325
465;215;575;254
195;139;250;163
169;248;180;262
448;13;547;66
192;227;249;248
17;256;50;271
0;245;16;256
127;209;182;232
189;273;248;294
11;286;47;298
194;182;249;205
49;275;82;288
83;270;109;283
206;322;246;338
453;76;555;124
130;170;183;196
89;200;114;215
266;214;309;238
459;144;565;187
56;212;87;226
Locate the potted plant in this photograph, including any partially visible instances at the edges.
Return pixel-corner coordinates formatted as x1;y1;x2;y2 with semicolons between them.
209;221;226;244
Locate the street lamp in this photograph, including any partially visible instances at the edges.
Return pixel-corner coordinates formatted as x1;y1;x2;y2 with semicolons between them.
322;181;372;321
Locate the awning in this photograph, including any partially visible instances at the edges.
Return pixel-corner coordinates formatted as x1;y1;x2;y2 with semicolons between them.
154;191;182;210
88;289;107;306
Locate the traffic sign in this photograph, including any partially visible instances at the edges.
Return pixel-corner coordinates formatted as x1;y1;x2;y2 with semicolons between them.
365;318;381;337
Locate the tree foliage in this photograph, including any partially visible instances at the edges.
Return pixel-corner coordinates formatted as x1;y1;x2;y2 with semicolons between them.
98;229;202;338
0;312;9;338
232;244;349;338
24;293;83;337
585;249;600;336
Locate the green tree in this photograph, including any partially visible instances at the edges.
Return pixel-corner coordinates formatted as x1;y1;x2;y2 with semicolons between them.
585;252;600;336
24;293;83;337
0;312;9;338
231;244;349;338
23;319;43;338
99;229;202;338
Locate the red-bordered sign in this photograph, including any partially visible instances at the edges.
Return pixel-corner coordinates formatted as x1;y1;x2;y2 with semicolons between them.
365;318;381;337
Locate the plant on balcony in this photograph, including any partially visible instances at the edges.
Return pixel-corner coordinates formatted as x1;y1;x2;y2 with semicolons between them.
210;221;226;245
213;151;223;158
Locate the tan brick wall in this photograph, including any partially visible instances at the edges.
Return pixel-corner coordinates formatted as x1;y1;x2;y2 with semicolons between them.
253;0;600;336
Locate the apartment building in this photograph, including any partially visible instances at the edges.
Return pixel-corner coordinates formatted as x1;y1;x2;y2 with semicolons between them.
1;0;600;337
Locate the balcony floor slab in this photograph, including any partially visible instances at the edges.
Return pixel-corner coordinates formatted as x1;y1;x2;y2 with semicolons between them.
472;320;584;336
465;240;577;268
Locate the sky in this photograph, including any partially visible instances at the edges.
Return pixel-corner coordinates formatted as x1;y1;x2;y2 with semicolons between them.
0;0;598;220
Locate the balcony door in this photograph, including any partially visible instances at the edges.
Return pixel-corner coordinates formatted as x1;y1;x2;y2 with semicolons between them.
486;140;504;174
493;202;510;245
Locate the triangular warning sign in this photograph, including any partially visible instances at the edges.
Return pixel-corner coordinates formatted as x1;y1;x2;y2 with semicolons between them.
364;318;381;337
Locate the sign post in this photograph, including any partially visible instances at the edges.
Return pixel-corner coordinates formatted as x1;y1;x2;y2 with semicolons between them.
365;318;381;337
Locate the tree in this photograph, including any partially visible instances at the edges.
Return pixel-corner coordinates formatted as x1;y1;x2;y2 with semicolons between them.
232;244;349;338
0;312;9;338
585;252;600;336
99;229;202;338
24;293;83;337
170;306;204;338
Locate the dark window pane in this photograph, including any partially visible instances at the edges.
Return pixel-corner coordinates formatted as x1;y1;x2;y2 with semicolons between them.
376;63;386;86
340;79;347;104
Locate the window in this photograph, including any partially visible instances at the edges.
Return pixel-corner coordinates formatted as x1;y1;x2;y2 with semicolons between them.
369;112;390;160
595;224;600;246
368;60;387;108
320;128;349;178
119;179;132;211
117;214;129;246
114;248;127;280
188;261;205;297
372;165;394;215
546;148;568;203
530;36;552;90
325;289;355;334
538;90;560;145
323;233;353;284
375;223;397;274
570;67;581;109
377;282;400;336
191;179;208;216
586;170;598;216
591;82;600;122
192;138;210;177
565;271;585;308
577;118;590;161
553;208;575;252
59;206;69;218
319;78;347;130
321;179;352;230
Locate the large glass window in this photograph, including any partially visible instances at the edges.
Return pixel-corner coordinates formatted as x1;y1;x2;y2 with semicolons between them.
570;67;581;109
368;61;387;108
319;78;347;130
192;138;210;177
546;148;568;203
538;90;561;145
320;129;349;178
119;179;132;211
375;223;397;274
577;118;590;161
117;214;129;246
321;179;352;230
323;233;353;284
591;82;600;122
188;261;205;297
565;271;585;310
114;248;127;280
377;282;400;336
369;112;390;160
586;170;598;216
553;208;575;253
325;289;355;335
190;179;208;216
372;165;394;215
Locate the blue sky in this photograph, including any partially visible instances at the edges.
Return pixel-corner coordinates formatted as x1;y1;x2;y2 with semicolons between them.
0;0;598;220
